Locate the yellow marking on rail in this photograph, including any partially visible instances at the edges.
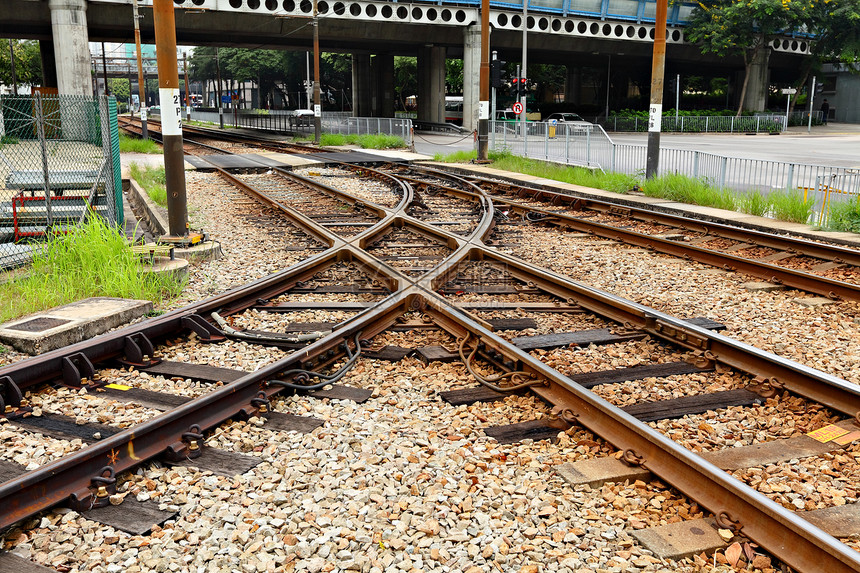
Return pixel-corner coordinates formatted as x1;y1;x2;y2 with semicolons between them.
833;430;860;446
127;441;141;461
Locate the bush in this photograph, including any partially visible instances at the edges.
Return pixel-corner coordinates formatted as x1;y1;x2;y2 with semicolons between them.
827;197;860;233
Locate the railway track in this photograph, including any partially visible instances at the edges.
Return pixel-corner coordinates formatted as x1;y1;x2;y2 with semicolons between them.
6;122;855;570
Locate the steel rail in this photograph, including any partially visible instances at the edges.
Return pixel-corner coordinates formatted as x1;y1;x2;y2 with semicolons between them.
493;196;860;301
24;124;856;571
453;168;860;265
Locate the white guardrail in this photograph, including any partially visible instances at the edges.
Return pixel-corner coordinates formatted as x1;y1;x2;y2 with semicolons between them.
489;120;859;225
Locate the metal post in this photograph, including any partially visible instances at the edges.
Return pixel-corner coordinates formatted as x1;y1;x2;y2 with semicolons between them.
477;0;490;160
605;54;611;120
216;46;223;129
153;0;188;239
313;0;322;144
490;50;497;129
784;92;790;132
101;42;110;96
34;93;53;227
675;73;679;123
520;0;528;135
8;40;18;96
132;0;148;138
807;75;815;133
645;0;667;178
184;52;191;122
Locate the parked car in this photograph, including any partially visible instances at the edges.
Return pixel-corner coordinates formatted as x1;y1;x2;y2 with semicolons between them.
494;110;519;122
545;112;591;126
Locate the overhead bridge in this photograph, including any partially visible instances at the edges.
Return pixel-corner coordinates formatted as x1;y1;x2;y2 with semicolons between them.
1;0;809;128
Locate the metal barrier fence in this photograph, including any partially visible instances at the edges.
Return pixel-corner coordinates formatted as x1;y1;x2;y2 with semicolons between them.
599;114;809;133
184;110;413;144
489;120;860;225
0;94;122;268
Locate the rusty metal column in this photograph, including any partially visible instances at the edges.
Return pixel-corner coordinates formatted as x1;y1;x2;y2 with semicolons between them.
313;0;321;144
8;40;18;96
153;0;188;239
645;0;667;178
101;42;110;95
133;0;148;139
476;0;490;160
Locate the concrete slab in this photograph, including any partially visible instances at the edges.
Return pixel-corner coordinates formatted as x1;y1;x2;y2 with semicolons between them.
742;281;786;292
358;149;430;162
140;256;189;282
255;152;322;168
556;457;650;488
631;518;725;560
175;240;223;262
0;297;153;355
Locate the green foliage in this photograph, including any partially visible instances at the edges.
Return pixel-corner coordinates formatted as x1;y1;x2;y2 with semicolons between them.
446;59;464;94
0;218;183;323
433;150;477;162
642;173;738;211
129;162;167;207
0;40;43;88
107;78;131;102
768;189;814;224
318;133;406;149
827;197;860;233
119;134;161;154
739;190;771;217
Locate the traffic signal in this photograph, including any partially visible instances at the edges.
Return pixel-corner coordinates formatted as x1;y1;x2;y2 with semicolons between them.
491;60;504;89
815;82;824;94
510;77;521;98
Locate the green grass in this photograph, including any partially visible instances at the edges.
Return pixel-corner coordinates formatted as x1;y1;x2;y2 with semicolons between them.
641;173;737;211
319;133;407;149
119;133;161;154
129;163;167;207
0;218;184;324
827;197;860;233
738;190;771;217
433;150;478;163
768;189;814;224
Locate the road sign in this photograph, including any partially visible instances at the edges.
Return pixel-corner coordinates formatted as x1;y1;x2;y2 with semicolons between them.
512;101;523;114
781;88;797;95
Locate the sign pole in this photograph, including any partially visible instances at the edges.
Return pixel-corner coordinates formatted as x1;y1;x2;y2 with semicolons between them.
313;0;322;144
153;0;189;240
645;0;668;179
132;0;148;139
476;0;490;160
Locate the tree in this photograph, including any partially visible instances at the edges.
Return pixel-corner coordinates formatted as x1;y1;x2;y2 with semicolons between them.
394;56;417;109
0;40;43;89
686;0;808;113
446;59;463;94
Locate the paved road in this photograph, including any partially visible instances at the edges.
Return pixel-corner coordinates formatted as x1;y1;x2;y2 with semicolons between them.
413;123;860;169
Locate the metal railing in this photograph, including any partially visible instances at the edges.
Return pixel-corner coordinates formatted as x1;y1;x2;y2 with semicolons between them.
489;120;860;225
181;110;413;144
0;94;122;268
599;113;815;133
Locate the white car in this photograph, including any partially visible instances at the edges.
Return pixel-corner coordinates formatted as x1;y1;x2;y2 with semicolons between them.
545;112;591;126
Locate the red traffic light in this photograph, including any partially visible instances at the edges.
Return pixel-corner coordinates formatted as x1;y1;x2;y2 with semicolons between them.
512;78;520;85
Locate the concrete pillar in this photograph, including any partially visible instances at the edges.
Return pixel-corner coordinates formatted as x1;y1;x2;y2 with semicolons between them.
351;53;372;117
49;0;92;96
462;25;481;132
565;66;581;104
39;40;59;89
374;54;395;118
742;45;771;112
418;45;446;123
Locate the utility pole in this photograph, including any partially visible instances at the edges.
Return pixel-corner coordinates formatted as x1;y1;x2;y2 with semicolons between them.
645;0;668;178
132;0;148;138
184;51;191;122
807;75;816;133
520;0;528;134
8;40;18;96
476;0;490;160
101;42;110;96
153;0;189;242
313;0;322;143
216;46;223;128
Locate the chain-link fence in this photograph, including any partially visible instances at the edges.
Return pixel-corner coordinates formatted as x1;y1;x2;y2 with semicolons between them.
0;94;122;268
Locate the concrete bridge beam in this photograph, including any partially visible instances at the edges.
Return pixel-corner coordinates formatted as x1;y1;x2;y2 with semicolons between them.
49;0;92;96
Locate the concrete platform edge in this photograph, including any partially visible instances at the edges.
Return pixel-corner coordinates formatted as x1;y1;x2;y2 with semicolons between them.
126;178;168;237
